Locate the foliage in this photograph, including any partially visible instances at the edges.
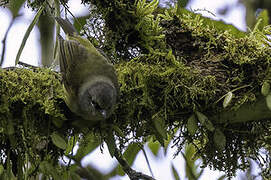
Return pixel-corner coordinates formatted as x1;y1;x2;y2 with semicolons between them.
1;0;271;179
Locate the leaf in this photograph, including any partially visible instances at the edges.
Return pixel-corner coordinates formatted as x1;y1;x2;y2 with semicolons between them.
51;132;67;150
148;140;160;156
7;0;25;18
171;163;180;180
213;129;226;152
195;111;215;132
152;114;167;139
15;4;44;65
74;134;100;161
123;143;141;165
266;94;271;110
187;114;198;136
116;143;141;176
65;135;78;156
223;91;233;108
261;81;270;97
73;15;91;33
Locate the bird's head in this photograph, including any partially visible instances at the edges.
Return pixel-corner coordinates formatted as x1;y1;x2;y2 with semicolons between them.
79;81;117;120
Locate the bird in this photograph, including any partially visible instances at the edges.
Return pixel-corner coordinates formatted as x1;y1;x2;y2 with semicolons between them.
55;17;119;123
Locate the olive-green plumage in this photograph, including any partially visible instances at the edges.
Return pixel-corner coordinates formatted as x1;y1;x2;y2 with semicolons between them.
56;17;119;122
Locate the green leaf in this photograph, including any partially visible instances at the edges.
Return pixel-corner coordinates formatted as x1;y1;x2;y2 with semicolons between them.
51;132;67;150
74;133;100;161
65;135;78;155
124;143;141;165
73;15;91;33
266;94;271;110
223;91;233;108
187;114;198;136
152;114;167;139
195;111;215;132
7;0;25;18
261;81;270;97
148;140;160;156
116;143;141;176
171;163;180;180
15;4;44;65
213;129;226;152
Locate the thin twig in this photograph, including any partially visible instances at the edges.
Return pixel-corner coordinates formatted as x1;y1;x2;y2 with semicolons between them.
114;147;156;180
1;18;14;66
142;147;154;178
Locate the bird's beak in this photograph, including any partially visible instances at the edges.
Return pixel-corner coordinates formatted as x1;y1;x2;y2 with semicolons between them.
100;110;107;119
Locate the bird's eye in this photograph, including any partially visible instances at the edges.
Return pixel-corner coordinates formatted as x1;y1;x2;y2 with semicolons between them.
91;100;102;111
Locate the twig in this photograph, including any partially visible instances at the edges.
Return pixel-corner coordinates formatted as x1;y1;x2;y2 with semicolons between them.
114;147;157;180
1;18;14;66
142;147;154;178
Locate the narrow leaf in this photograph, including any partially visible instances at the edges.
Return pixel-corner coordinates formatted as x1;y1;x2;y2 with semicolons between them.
15;5;44;65
65;135;78;156
171;163;180;180
223;91;233;108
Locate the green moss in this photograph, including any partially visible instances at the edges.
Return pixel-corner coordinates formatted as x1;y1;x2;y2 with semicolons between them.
108;5;271;177
0;68;68;175
2;0;271;177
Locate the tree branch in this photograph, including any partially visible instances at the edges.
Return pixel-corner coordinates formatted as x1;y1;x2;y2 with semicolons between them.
211;96;271;124
114;147;156;180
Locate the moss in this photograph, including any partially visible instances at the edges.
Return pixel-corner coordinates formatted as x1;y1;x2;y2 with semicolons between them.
109;5;271;177
1;0;271;177
0;68;68;174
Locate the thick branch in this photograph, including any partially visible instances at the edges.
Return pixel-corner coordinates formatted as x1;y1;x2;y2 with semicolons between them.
114;148;156;180
212;96;271;124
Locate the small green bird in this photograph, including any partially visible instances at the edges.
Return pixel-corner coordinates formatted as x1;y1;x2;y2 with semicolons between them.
56;17;119;122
